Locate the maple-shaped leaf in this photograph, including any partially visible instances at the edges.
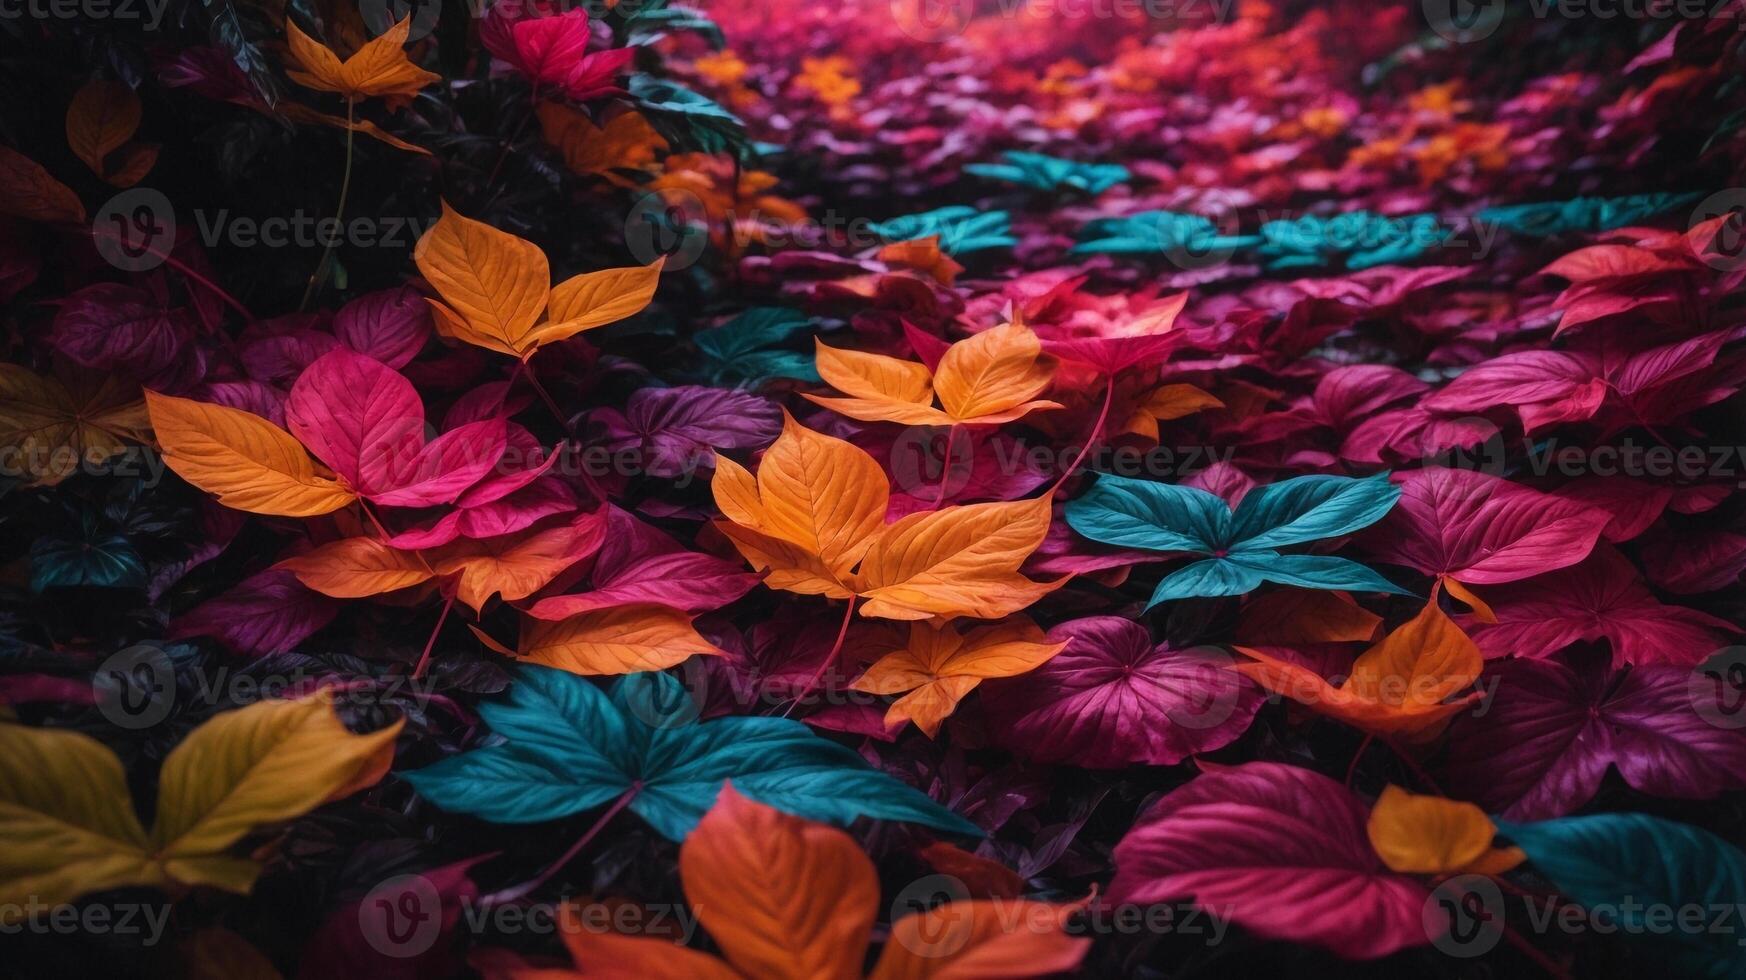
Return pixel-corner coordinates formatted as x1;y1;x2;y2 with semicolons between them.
1066;471;1406;606
288;349;507;508
0;364;148;486
1444;651;1746;820
803;321;1062;426
540;785;1086;978
415;202;663;360
0;693;399;909
1109;762;1432;960
1457;545;1737;667
1235;590;1483;742
145;390;357;517
1362;467;1609;585
981;615;1263;767
713;412;1062;619
284;16;439;106
849;617;1064;737
1364;786;1523;877
401;666;980;839
65;78;157;188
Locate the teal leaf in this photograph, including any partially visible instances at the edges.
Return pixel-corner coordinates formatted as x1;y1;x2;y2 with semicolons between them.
30;514;146;592
1497;814;1746;979
691;307;821;388
964;151;1130;195
1147;557;1265;606
1227;472;1400;551
403;667;979;840
629;75;747;157
1064;473;1229;553
869;207;1016;255
1223;553;1410;596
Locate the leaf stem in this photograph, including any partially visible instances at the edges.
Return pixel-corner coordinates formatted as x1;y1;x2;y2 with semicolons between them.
783;595;857;718
486;83;540;188
929;424;957;510
413;590;457;680
514;356;568;426
82;225;253;321
479;782;640;907
1345;732;1374;788
300;97;358;311
1051;375;1115;495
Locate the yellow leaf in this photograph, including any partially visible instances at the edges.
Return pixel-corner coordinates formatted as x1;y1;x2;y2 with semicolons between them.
276;537;434;598
0;723;157;918
145;390;356;517
413;201;550;357
852;496;1063;620
284;16;439;105
532;258;665;348
520;604;722;675
150;694;402;889
710;411;887;587
1366;785;1524;876
0;365;148;486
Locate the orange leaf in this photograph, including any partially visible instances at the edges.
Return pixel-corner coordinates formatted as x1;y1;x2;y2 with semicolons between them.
431;513;606;614
711;411;887;589
1122;383;1222;440
532;258;665;348
65;79;142;181
851;496;1064;620
519;604;721;675
413;201;550;356
916;841;1026;899
803;320;1060;427
852;617;1064;737
1366;785;1524;876
277;537;433;598
876;235;963;285
1234;590;1381;646
1233;592;1483;742
678;785;876;980
284;16;439;105
538;106;668;179
144;390;356;517
281;103;431;155
931;321;1061;424
803;339;949;425
869;899;1089;980
0;144;85;223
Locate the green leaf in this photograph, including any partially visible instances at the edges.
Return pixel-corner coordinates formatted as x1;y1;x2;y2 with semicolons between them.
629;75;747;157
403;667;980;840
1226;472;1399;551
